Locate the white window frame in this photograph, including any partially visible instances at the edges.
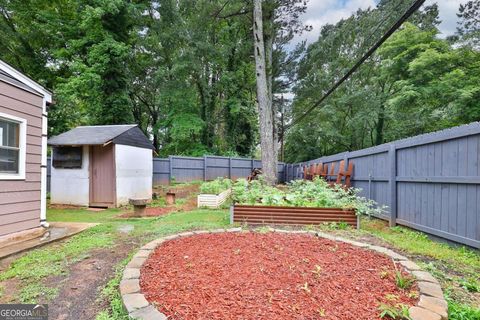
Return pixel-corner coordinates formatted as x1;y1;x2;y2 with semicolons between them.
0;112;27;180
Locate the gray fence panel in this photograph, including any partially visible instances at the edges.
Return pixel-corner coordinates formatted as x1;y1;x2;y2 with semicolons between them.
171;156;204;182
153;158;170;185
292;122;480;248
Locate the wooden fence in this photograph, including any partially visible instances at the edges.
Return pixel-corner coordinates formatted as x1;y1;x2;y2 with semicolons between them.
286;122;480;249
153;155;286;185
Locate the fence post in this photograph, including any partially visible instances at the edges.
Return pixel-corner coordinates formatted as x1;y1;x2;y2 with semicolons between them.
389;144;397;227
228;157;232;179
168;155;173;184
203;156;207;181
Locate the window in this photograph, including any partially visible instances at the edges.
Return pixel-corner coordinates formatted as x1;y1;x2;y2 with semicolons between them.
52;147;82;168
0;113;26;180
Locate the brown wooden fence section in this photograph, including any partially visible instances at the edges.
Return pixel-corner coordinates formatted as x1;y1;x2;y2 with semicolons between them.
231;205;358;228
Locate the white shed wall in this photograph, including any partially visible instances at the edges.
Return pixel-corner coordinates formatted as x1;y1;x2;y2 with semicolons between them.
115;144;152;206
50;146;90;206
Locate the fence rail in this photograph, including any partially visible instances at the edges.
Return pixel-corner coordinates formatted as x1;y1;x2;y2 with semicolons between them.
289;122;480;249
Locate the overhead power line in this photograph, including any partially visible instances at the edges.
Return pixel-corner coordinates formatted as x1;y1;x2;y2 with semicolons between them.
284;0;426;132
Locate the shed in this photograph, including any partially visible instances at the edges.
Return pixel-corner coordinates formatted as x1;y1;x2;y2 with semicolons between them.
48;125;154;207
0;59;52;238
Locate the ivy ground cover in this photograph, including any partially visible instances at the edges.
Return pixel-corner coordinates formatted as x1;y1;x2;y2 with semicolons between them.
140;232;417;319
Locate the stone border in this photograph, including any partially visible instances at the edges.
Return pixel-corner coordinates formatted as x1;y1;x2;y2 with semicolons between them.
121;228;448;320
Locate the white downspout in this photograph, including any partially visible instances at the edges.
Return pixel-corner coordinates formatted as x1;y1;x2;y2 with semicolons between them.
40;97;49;228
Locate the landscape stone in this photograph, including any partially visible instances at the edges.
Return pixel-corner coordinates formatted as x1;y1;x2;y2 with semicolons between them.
209;228;226;233
143;239;164;250
383;249;408;261
399;260;421;271
418;281;444;299
412;271;439;284
193;230;210;234
176;231;195;237
130;305;167;320
127;257;147;269
418;295;448;320
226;227;242;232
162;234;180;240
338;238;369;247
120;279;140;295
123;293;149;313
123;268;140;280
134;250;151;259
409;307;441;320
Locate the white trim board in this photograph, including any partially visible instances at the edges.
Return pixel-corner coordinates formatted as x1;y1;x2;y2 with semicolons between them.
0;59;52;104
0;112;27;180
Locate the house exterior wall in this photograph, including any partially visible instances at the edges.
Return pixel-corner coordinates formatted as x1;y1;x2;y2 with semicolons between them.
115;144;152;206
0;81;43;236
50;146;90;206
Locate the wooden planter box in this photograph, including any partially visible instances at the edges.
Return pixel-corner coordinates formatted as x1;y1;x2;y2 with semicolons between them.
197;189;232;208
231;205;358;228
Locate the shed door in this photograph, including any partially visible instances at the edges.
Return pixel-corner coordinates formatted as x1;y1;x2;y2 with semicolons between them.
90;145;115;207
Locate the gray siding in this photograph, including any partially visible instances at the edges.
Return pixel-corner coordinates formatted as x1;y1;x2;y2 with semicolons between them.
290;122;480;248
0;80;43;236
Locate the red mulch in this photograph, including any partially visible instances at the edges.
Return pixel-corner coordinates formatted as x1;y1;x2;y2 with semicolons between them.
140;233;417;319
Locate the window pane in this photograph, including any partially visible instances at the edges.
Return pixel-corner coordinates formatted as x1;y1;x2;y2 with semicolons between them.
0;119;19;147
52;147;83;168
0;148;19;173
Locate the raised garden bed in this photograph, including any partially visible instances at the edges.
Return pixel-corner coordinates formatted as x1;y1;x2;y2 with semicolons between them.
197;188;231;208
231;205;358;228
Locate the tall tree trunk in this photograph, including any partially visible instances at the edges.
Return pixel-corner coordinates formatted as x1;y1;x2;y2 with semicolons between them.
375;104;385;145
253;0;277;184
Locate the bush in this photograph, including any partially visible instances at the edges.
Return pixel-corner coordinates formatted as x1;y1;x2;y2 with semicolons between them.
232;177;386;216
200;178;232;195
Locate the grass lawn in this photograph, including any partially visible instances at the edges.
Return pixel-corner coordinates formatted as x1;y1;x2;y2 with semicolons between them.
0;202;478;320
0;206;229;319
357;218;480;320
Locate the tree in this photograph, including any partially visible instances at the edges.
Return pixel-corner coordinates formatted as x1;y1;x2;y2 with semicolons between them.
285;2;442;162
456;0;480;49
253;0;277;184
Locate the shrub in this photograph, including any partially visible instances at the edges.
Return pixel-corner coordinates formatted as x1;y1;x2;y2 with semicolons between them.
200;178;232;195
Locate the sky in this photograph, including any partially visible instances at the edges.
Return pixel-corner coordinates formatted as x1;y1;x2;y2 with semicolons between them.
296;0;468;44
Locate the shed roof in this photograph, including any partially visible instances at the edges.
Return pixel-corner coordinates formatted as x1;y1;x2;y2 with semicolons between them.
48;125;155;150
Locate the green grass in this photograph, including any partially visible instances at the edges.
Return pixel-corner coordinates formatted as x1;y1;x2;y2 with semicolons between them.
95;257;131;320
0;224;115;282
19;283;59;303
359;218;480;320
361;218;480;270
0;206;228;309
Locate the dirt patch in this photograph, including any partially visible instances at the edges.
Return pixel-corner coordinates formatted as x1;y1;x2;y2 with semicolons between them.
119;207;176;218
44;236;140;320
120;184;200;218
141;233;417;320
153;183;200;198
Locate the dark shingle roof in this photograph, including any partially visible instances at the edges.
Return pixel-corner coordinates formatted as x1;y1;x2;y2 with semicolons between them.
48;125;138;146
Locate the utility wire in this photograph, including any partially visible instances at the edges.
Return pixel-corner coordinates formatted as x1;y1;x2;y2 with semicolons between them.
284;0;426;132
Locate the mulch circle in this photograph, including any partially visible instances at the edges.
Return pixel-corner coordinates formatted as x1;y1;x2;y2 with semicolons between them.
140;232;417;319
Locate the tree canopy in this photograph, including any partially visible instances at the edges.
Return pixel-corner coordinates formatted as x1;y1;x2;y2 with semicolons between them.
0;0;478;162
